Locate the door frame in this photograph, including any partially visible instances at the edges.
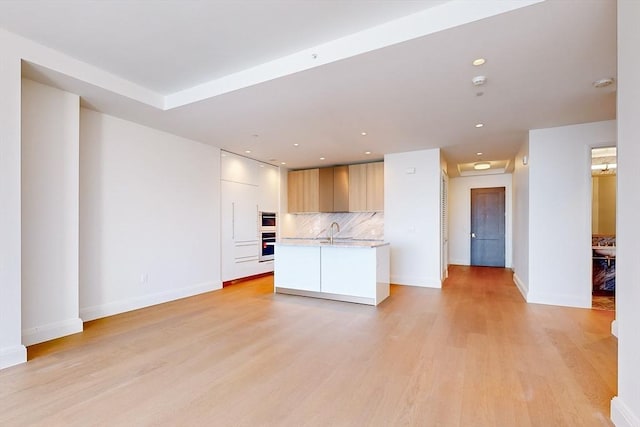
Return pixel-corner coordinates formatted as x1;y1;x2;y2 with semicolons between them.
447;176;513;268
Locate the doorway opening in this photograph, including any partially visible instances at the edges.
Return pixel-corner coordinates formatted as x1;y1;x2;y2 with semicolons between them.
591;147;616;311
470;187;506;267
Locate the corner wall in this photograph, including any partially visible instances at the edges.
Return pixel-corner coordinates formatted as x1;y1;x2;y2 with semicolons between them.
79;109;221;320
611;1;640;425
21;79;83;345
0;34;27;369
512;138;530;298
385;149;442;287
528;120;616;308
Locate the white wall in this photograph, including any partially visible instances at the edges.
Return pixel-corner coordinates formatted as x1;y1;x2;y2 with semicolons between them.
611;1;640;426
527;120;616;308
449;173;513;267
0;34;27;369
79;109;221;321
512;139;530;299
385;149;442;287
21;79;83;345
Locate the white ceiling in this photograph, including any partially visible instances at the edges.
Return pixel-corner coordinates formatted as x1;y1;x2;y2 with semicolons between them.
0;0;617;173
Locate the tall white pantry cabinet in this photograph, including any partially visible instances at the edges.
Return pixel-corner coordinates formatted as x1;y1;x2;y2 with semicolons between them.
220;151;279;282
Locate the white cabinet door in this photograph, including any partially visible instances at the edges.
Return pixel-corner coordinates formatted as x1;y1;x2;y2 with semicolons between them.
232;199;258;242
258;164;280;213
274;245;321;291
221;151;260;185
320;247;376;298
221;180;259;281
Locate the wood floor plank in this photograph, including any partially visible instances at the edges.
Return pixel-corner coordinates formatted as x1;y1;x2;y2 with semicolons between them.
0;266;616;426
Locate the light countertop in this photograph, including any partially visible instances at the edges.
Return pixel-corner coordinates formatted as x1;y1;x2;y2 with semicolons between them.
276;238;389;248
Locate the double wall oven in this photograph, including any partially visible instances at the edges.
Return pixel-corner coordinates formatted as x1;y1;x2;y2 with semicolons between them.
259;211;276;262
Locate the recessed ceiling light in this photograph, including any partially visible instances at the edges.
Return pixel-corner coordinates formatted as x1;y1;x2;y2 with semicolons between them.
476;152;483;156
475;123;484;128
245;150;252;154
473;58;486;66
364;151;372;155
281;162;286;165
361;132;367;136
320;157;325;160
474;162;491;170
293;143;299;147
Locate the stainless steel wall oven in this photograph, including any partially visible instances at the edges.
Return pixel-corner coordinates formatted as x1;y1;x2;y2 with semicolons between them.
258;212;276;262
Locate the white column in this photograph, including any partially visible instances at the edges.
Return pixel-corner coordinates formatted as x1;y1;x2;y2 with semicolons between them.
611;1;640;426
0;36;27;369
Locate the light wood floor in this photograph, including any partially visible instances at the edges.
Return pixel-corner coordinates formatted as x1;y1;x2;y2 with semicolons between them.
0;266;616;426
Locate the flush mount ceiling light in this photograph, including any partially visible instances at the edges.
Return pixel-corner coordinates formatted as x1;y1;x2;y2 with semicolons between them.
364;151;372;155
319;157;325;160
593;77;615;88
244;150;251;154
361;132;367;136
472;58;486;66
475;123;484;128
474;162;491;170
293;143;299;147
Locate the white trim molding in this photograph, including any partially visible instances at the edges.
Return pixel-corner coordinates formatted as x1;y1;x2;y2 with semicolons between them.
80;280;221;322
0;345;27;370
22;317;83;346
611;396;640;427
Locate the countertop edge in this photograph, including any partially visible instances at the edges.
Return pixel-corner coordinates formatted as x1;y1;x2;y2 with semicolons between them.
276;239;389;248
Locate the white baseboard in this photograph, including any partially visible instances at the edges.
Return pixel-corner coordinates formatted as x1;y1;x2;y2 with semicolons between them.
611;396;640;427
526;291;591;309
512;272;528;301
22;317;83;346
80;280;221;322
390;274;442;288
0;345;27;370
612;320;618;338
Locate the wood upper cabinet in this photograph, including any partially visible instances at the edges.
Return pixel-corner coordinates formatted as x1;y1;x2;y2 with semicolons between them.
366;161;384;211
348;164;367;212
289;167;350;213
289;162;382;213
349;162;384;212
333;165;349;212
288;169;319;213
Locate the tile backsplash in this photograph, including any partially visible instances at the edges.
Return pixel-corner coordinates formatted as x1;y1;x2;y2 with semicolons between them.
284;212;384;240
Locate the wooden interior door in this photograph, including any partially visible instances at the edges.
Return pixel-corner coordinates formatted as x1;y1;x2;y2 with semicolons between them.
470;187;505;267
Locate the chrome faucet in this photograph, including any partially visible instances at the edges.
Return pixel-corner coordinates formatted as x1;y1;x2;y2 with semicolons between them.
328;221;340;244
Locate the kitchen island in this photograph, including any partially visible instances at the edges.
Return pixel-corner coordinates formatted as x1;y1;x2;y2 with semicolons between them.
274;239;390;305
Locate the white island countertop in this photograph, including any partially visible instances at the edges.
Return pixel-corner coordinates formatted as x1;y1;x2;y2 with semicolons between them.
277;238;389;248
